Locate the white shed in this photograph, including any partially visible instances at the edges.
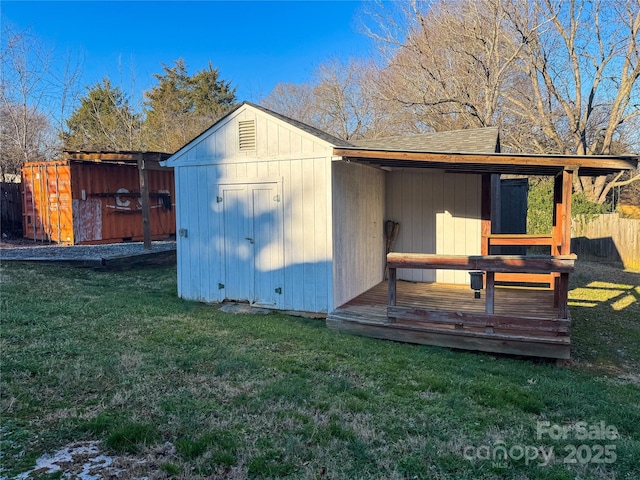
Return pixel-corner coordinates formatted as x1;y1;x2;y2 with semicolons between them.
164;102;499;314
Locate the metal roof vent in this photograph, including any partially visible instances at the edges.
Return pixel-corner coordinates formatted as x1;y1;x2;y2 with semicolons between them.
238;120;256;151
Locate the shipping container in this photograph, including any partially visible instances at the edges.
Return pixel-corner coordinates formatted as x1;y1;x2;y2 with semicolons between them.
22;152;175;244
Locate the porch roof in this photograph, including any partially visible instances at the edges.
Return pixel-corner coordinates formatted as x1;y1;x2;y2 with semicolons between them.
333;147;638;176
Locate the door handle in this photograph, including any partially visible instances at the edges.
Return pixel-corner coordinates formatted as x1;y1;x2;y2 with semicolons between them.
245;237;254;244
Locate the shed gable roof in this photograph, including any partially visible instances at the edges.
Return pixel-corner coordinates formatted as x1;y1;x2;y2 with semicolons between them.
164;102;353;166
246;102;353;148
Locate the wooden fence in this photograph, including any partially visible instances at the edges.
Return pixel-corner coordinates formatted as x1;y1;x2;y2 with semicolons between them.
571;213;640;271
1;182;22;237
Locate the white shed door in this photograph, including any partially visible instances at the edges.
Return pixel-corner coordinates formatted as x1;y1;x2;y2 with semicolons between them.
221;183;283;308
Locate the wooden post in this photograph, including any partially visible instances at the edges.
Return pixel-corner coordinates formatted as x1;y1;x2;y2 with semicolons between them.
552;173;563;256
388;266;397;308
561;169;573;255
553;169;573;310
485;271;495;314
557;272;570;319
138;154;152;250
481;174;492;255
552;173;562;305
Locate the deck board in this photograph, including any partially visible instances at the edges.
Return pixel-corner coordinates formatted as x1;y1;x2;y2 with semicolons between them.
342;281;559;317
327;281;570;359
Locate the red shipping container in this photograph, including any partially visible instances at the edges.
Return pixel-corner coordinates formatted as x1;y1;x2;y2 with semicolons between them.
22;152;175;245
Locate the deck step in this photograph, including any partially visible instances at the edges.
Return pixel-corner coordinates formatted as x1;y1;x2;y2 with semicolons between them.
327;315;571;359
327;280;572;359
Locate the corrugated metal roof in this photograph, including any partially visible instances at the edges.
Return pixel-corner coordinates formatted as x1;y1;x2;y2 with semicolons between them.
351;127;500;154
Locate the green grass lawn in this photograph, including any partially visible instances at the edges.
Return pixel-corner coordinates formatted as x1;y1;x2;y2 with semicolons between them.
1;262;638;479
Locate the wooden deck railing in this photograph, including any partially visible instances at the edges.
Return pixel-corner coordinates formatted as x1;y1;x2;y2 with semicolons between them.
386;253;576;319
486;234;557;286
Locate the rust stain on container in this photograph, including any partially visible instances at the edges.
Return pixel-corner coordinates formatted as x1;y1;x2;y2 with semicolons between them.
22;152;175;245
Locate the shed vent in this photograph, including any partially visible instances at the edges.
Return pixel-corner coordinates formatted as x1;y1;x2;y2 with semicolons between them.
238;120;256;151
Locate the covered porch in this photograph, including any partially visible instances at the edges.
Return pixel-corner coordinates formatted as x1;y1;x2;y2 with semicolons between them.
328;145;637;359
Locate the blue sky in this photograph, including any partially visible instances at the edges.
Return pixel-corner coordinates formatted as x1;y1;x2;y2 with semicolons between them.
2;0;372;105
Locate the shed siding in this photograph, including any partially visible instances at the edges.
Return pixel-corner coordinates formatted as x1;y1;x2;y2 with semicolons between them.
169;107;332;167
175;165;221;303
386;170;481;284
215;157;332;312
332;161;386;308
172;106;335;312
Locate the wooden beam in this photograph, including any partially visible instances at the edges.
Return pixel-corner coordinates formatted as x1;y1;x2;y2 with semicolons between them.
557;272;570;319
562;170;573;255
327;316;571;359
486;271;495;314
494;272;552;285
387;306;570;333
487;234;553;246
332;148;638;171
388;267;397;307
138;155;152;251
552;174;562;256
386;253;576;273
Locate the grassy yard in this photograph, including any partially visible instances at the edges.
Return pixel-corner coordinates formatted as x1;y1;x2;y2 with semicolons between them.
0;261;638;479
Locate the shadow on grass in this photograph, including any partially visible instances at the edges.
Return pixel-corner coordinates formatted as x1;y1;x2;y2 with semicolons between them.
568;262;640;373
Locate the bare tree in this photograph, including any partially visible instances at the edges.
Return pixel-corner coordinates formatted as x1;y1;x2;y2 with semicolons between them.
262;58;404;141
505;0;640;202
364;0;639;202
366;0;529;134
261;82;316;126
0;24;82;178
311;58;377;140
0;102;52;178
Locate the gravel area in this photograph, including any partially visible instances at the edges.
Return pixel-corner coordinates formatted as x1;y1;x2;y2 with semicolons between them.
0;239;176;261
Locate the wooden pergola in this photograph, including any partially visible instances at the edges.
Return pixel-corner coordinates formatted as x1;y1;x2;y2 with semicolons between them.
328;148;638;359
64;151;172;249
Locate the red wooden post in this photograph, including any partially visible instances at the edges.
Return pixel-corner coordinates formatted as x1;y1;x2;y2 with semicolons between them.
561;169;573;255
554;169;574;307
552;173;562;256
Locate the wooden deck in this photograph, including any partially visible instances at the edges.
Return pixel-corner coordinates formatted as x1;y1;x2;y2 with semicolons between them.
327;281;571;359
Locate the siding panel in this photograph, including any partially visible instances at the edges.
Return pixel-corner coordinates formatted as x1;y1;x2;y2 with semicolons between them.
333;161;386;308
288;159;305;309
386;170;481;285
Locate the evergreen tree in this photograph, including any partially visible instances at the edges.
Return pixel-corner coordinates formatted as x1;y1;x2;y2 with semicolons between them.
63;78;141;151
143;59;237;152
